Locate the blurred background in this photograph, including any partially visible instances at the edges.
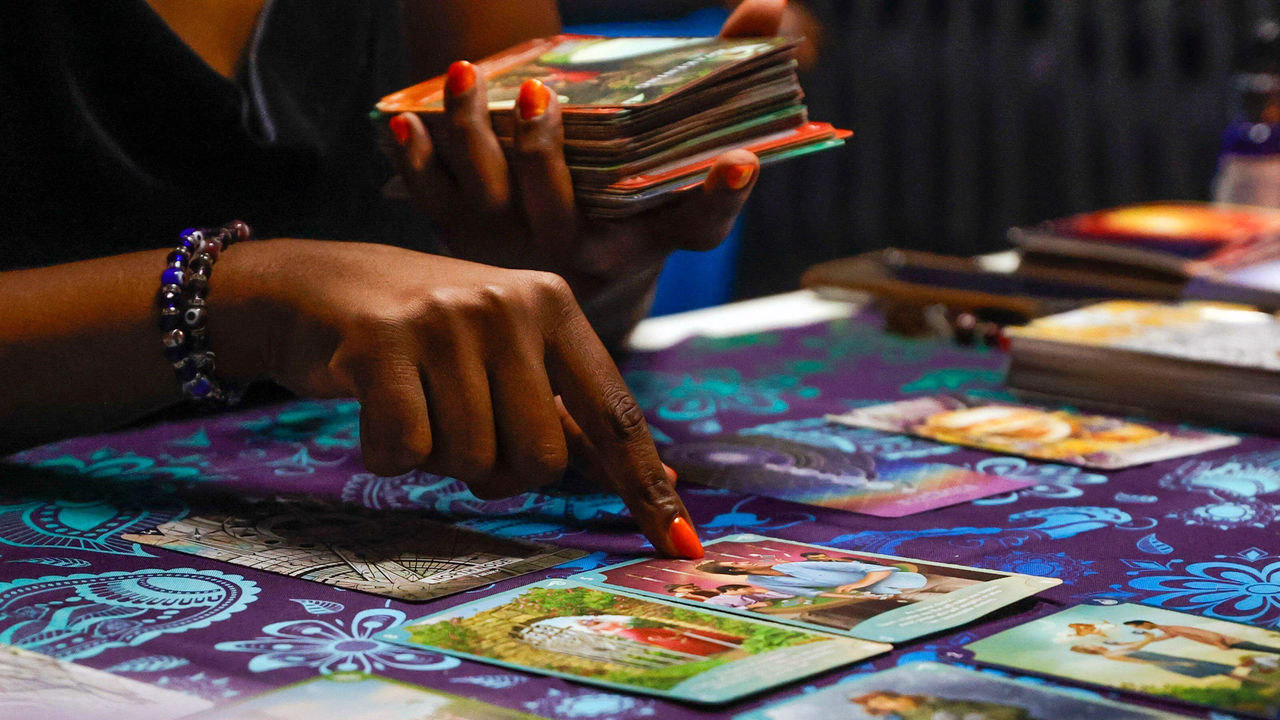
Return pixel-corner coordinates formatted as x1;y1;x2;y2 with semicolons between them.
562;0;1280;313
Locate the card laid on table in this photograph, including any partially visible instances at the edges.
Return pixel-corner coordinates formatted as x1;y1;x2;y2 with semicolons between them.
189;672;544;720
966;603;1280;719
572;535;1059;644
376;579;889;705
661;432;1035;517
122;499;584;602
0;643;212;720
828;395;1239;469
735;661;1191;719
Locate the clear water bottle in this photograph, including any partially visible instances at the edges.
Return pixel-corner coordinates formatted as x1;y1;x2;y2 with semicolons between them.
1213;19;1280;207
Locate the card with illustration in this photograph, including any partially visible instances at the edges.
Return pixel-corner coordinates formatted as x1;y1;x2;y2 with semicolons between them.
377;35;795;115
122;499;584;602
966;602;1280;719
1007;300;1280;372
572;535;1059;644
0;643;212;720
661;433;1034;517
828;395;1239;469
377;579;889;704
190;672;544;719
735;661;1191;720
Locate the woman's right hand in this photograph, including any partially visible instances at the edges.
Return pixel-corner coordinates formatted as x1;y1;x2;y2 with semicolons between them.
214;239;700;557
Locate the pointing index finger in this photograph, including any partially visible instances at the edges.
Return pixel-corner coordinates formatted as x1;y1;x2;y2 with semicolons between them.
538;279;702;558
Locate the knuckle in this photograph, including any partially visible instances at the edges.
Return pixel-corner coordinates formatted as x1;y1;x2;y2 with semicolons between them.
514;131;557;159
397;428;433;469
603;386;648;443
631;468;682;514
475;281;514;308
414;289;477;339
525;271;574;307
517;439;569;485
445;446;496;482
473;186;511;215
446;109;478;134
460;283;523;329
362;443;411;478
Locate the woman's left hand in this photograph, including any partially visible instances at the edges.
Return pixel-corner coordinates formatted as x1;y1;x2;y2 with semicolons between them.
384;0;786;327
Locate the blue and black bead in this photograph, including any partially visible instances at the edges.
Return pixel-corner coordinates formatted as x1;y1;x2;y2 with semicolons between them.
160;266;186;288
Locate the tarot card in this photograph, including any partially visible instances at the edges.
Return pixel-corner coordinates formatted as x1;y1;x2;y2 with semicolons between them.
122;499;584;602
0;643;211;720
579;135;851;218
568;107;808;182
377;35;796;116
661;433;1034;517
190;672;543;720
734;661;1191;719
572;535;1059;644
377;579;889;704
1008;300;1280;372
828;395;1240;469
966;603;1280;719
600;122;848;193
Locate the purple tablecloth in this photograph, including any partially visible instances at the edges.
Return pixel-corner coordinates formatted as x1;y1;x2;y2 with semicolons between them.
1;312;1269;718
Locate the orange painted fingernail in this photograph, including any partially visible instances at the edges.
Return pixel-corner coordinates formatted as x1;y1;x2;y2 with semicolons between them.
668;516;704;559
663;463;678;485
518;79;551;120
446;60;476;96
388;114;410;145
724;163;755;190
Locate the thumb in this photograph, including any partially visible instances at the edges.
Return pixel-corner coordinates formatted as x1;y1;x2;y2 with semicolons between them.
721;0;786;38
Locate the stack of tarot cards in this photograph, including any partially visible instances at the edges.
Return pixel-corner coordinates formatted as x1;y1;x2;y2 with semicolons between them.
376;35;849;217
1004;300;1280;434
1008;201;1280;308
1008;202;1280;277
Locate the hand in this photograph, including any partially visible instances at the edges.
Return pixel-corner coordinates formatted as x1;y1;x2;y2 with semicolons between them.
216;240;702;558
384;0;785;316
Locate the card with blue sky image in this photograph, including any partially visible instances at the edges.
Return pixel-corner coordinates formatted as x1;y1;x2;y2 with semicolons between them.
189;672;544;720
375;579;889;705
660;429;1035;516
966;602;1280;719
734;662;1192;720
572;535;1060;644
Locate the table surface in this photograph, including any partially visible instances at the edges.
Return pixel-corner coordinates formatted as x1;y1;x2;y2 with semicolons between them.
1;291;1269;719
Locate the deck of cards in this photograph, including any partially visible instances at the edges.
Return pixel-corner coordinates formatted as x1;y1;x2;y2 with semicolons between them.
376;35;849;217
1004;300;1280;435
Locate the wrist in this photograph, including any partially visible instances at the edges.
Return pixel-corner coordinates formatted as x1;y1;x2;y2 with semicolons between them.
205;238;279;387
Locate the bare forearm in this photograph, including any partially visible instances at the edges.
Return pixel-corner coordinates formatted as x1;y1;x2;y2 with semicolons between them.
0;249;263;454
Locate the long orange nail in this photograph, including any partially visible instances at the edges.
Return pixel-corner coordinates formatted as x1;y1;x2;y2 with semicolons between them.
663;463;678;485
446;60;476;96
518;79;551;120
388;114;410;145
668;516;704;559
724;163;756;190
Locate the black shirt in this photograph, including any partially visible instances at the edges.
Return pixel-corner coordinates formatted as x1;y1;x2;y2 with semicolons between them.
0;0;437;270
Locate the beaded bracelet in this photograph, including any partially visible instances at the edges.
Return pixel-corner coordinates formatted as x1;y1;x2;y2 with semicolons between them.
156;221;252;407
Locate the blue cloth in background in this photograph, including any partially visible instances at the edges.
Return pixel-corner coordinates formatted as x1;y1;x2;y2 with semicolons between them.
567;8;742;316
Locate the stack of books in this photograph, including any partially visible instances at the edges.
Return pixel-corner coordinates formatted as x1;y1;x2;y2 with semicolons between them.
377;35;848;217
1005;300;1280;434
